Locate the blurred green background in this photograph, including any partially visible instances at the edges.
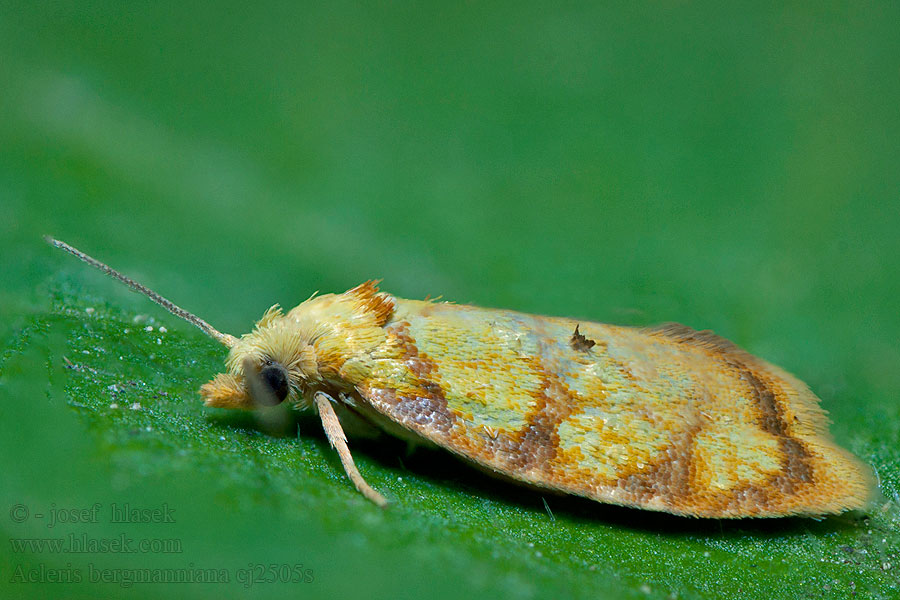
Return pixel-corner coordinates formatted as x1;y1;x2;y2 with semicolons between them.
1;2;898;598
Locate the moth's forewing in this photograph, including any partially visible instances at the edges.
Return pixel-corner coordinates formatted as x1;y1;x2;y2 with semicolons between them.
353;300;872;518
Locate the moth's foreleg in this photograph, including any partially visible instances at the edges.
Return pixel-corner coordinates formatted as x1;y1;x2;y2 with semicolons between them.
314;391;388;508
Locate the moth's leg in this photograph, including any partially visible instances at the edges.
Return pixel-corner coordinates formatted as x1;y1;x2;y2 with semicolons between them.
314;391;388;508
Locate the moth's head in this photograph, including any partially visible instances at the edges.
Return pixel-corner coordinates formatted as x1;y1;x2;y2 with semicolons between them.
199;283;394;410
199;304;319;410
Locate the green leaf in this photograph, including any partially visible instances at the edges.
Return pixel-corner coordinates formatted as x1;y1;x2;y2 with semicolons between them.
0;273;897;600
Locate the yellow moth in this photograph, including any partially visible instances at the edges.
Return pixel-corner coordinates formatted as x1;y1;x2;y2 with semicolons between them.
47;237;873;518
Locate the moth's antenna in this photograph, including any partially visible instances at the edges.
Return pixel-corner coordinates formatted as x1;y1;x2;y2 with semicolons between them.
45;236;236;348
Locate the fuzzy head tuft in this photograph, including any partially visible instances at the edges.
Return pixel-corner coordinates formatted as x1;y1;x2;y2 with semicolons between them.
199;283;394;410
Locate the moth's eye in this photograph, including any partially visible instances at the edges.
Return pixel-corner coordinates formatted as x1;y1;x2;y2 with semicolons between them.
259;363;289;404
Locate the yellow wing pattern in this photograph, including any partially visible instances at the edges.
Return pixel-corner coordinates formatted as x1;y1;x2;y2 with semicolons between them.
355;299;871;517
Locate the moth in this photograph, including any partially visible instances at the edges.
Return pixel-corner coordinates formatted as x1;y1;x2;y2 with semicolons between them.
48;237;873;518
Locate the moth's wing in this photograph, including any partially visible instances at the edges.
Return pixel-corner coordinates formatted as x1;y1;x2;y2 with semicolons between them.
354;300;873;517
